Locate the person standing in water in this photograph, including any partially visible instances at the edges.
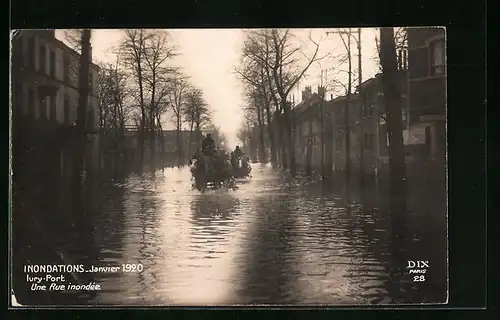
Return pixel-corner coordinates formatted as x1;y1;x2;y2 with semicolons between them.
201;133;216;173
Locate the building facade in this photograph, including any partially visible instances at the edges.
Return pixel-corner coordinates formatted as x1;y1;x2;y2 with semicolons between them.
11;30;100;173
406;27;446;169
122;128;204;162
251;28;446;181
292;68;409;178
293;86;324;170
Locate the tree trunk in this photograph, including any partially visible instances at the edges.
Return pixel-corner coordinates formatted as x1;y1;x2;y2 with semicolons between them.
280;101;296;175
195;121;201;148
256;103;267;163
188;120;194;157
306;118;313;176
155;113;164;170
277;112;288;169
325;116;333;178
150;109;156;162
176;118;182;166
72;29;91;192
136;33;146;168
264;105;277;166
320;99;325;178
380;27;407;196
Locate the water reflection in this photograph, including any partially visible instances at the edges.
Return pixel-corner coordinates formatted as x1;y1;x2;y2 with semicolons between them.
13;164;447;306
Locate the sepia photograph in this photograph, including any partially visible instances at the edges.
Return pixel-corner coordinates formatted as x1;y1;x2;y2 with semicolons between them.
10;27;447;306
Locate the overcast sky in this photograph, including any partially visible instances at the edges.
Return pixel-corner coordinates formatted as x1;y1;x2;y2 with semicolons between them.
56;28;381;149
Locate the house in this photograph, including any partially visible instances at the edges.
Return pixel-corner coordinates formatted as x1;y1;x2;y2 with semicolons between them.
292;86;324;169
11;29;100;176
328;93;361;174
406;27;446;168
352;68;408;177
122;128;203;163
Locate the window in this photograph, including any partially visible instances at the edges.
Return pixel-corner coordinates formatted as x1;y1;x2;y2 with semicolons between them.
39;44;46;74
425;126;431;155
50;50;56;78
429;39;445;76
63;55;70;83
49;95;56;121
64;96;70;125
29;88;35;117
87;109;94;132
336;136;342;151
39;93;47;120
368;104;373;116
89;73;93;92
27;37;35;69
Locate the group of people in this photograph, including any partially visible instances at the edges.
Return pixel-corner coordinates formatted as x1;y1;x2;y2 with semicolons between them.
193;133;248;176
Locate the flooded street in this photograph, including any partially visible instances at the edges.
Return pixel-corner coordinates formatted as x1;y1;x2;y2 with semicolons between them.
12;164;447;306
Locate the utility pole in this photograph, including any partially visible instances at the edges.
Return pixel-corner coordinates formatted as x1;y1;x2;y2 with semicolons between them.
320;70;325;177
327;29;352;183
357;28;362;90
326;28;362;184
346;31;352;184
357;28;365;179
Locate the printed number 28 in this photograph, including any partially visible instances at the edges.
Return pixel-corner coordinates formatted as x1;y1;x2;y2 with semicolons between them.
413;275;425;282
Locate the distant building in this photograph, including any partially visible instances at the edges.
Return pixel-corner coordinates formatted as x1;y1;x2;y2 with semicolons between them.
292;66;409;177
407;27;446;166
259;28;445;181
353;69;408;177
122;128;204;162
293;86;324;170
162;130;204;157
11;30;100;171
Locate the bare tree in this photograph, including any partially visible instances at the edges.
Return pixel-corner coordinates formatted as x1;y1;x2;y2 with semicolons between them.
118;29;179;166
119;29;151;159
97;58;132;151
373;27;408;71
237;109;256;155
142;30;179;151
236;37;276;164
96;56;135;178
338;30;354;183
167;76;190;164
237;29;327;175
183;87;210;154
97;59;131;134
379;27;407;197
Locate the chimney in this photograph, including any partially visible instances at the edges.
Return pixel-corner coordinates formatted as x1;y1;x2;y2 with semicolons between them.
88;44;93;63
397;50;402;70
403;49;407;69
302;86;313;101
318;86;325;98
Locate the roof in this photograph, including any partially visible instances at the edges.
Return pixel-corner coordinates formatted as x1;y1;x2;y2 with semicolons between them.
20;30;100;71
293;93;323;115
52;37;100;72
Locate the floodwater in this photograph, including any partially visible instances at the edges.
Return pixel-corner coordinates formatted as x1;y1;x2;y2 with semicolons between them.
12;164;447;306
